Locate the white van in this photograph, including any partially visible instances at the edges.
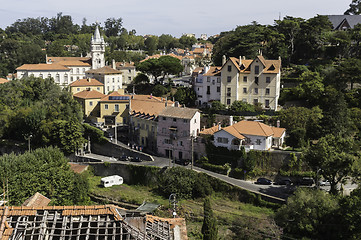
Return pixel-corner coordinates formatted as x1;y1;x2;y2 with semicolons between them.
101;175;123;187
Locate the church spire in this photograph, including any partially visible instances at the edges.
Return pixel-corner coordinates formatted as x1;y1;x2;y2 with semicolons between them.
91;23;105;69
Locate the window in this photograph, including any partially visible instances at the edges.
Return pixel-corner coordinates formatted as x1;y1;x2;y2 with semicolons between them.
76;68;79;74
265;99;270;107
105;104;108;110
227;65;232;72
70;69;73;73
71;77;73;82
173;118;177;122
207;77;210;82
82;68;85;73
183;119;188;123
266;88;270;95
217;78;221;83
162;128;166;133
217;86;220;92
227;99;231;105
165;139;171;144
242;98;247;102
89;101;93;106
212;79;215;85
128;76;131;81
77;88;80;91
97;87;100;91
243;76;247;82
194;118;197;123
255;65;259;74
182;130;187;136
128;69;131;73
207;86;210;94
115;104;119;112
55;74;60;83
266;77;271;83
217;137;229;144
180;141;183;146
254;88;258;94
64;74;68;83
227;76;231;82
107;86;109;91
39;74;43;78
163;117;166;120
77;77;80;80
254;99;258;104
227;87;231;97
256;139;261;145
243;88;247;93
48;74;51;78
112;78;115;83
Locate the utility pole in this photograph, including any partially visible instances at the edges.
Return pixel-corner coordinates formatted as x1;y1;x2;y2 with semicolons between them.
191;135;194;170
114;123;117;144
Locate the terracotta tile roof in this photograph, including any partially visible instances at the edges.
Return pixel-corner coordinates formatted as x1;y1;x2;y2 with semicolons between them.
21;192;51;207
86;66;122;74
57;60;91;67
69;78;104;87
222;125;246;140
159;106;199;120
193;48;205;54
73;90;106;99
16;64;70;71
100;91;130;102
69;163;89;173
271;126;286;138
130;95;173;116
203;66;222;76
223;120;275;137
200;125;221;135
140;53;183;62
224;56;280;73
46;56;91;63
0;78;9;84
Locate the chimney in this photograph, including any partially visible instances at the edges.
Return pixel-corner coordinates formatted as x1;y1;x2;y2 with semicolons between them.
277;120;280;128
150;93;152;99
222;55;226;66
242;56;246;60
213;123;216;127
229;116;233;126
175;101;179;107
279;56;282;61
218;122;221;130
87;78;91;82
112;59;116;69
165;97;168;107
239;56;242;66
203;126;206;131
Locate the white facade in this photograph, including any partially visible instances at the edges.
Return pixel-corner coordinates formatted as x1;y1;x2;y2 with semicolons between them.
91;25;106;70
194;66;221;106
16;68;71;87
220;56;281;110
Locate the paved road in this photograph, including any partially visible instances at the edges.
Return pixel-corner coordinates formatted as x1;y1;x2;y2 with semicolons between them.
83;153;289;201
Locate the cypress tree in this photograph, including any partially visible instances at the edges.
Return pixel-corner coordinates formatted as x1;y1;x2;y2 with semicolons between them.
201;197;218;240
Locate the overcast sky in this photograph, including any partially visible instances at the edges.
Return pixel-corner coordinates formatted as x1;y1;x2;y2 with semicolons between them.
0;0;352;37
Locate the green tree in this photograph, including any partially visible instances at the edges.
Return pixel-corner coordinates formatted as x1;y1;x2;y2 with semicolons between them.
209;101;227;113
179;35;197;49
336;58;361;90
201;197;218;240
152;84;168;97
304;134;357;195
229;100;256;114
275;188;338;239
158;55;183;78
133;73;150;85
173;87;197;107
137;58;163;81
144;36;158;55
104;17;123;37
345;0;361;14
296;71;325;106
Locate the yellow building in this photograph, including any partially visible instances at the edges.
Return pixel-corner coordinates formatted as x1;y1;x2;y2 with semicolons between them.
69;78;104;95
73;90;106;121
99;91;130;126
129;95;173;152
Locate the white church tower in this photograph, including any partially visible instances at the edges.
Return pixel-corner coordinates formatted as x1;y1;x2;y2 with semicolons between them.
91;25;105;69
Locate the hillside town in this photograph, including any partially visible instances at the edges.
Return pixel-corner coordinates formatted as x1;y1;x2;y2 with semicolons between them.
1;2;361;239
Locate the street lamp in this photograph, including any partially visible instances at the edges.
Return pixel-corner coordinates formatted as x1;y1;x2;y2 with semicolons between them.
24;134;32;152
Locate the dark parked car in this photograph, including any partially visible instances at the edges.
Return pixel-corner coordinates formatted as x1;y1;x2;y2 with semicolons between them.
119;155;130;161
274;177;292;185
131;156;142;162
175;159;190;166
300;177;314;186
255;178;272;185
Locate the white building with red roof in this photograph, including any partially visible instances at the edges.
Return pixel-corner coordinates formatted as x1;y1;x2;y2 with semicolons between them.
211;120;285;151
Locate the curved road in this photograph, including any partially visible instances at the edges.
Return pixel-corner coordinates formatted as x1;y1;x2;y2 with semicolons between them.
82;153;291;202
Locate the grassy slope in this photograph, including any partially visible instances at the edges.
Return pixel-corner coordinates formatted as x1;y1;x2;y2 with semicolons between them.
89;176;275;239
